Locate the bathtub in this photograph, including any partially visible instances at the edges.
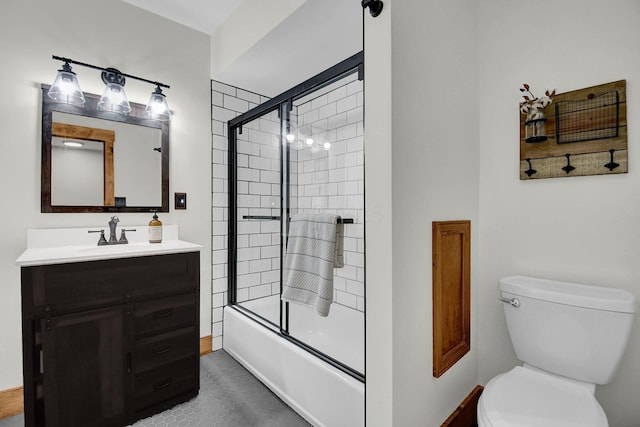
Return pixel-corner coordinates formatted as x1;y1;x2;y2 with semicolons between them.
223;296;365;427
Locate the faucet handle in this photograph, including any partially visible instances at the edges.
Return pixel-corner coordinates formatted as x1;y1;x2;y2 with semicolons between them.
118;229;137;244
88;229;108;246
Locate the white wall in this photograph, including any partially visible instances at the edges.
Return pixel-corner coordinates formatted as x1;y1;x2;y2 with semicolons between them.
0;0;212;391
478;1;640;426
366;0;480;425
211;0;306;81
212;0;362;97
51;143;104;206
364;2;394;424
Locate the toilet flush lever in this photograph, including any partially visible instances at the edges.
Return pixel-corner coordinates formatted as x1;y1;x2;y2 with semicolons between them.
499;297;520;308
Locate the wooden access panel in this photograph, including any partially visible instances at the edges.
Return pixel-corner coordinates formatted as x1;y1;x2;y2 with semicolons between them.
432;220;471;378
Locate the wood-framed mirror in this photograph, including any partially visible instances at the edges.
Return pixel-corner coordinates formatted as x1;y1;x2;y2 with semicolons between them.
41;84;169;213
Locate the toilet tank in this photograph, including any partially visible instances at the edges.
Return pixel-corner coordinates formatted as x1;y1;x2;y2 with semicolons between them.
500;276;637;385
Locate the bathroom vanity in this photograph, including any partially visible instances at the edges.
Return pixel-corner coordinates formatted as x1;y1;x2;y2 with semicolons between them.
16;227;201;427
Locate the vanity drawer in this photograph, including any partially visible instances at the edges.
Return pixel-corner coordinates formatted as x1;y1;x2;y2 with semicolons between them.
134;358;197;412
22;252;199;314
132;292;196;336
133;326;196;373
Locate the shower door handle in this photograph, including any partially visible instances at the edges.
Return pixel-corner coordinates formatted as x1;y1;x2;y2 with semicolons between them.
499;297;520;308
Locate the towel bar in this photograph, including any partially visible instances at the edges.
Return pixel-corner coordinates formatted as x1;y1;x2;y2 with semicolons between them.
242;215;354;224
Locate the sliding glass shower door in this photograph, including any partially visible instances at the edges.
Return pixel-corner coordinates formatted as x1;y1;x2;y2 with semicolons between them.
284;70;365;375
228;53;365;379
230;107;283;326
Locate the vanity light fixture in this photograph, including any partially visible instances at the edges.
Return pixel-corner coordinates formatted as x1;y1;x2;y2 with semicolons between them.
97;68;131;114
145;85;171;121
47;60;85;107
49;55;171;121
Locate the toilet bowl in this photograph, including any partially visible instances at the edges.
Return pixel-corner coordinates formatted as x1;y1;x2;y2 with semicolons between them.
477;366;607;427
479;276;636;426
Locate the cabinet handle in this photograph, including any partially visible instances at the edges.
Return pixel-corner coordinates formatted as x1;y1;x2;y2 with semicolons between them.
153;345;172;355
153;378;173;390
127;353;132;373
153;308;173;319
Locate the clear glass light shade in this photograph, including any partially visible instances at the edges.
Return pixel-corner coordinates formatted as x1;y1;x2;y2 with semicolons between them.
145;89;171;121
48;70;85;107
98;83;131;114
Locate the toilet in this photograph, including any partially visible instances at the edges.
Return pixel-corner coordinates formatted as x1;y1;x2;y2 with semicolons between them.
478;276;637;427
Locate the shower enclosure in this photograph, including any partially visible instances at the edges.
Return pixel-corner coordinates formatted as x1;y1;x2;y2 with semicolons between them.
226;52;365;384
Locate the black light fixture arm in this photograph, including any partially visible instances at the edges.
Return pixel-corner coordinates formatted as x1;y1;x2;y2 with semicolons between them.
52;55;170;89
361;0;383;17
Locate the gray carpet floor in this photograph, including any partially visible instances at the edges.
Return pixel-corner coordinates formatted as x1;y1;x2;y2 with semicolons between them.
0;350;310;427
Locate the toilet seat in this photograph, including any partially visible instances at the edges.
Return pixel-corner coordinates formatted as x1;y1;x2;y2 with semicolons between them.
478;366;608;427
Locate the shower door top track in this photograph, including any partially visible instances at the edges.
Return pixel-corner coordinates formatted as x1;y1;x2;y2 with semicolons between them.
228;51;363;128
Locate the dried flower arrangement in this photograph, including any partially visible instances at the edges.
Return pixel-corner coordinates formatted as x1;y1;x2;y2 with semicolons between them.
519;84;555;121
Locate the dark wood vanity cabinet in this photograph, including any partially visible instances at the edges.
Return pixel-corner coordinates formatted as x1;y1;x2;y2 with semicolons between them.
21;251;200;427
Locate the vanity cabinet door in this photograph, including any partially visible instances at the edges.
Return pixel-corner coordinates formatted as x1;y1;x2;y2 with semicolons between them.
41;305;130;427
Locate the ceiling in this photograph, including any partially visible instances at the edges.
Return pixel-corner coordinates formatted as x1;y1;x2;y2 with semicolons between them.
122;0;244;35
122;0;363;97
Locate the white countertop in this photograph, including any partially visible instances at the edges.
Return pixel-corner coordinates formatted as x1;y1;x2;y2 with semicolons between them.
16;225;202;266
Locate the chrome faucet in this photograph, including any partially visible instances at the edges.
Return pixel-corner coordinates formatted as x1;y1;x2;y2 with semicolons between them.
88;216;136;246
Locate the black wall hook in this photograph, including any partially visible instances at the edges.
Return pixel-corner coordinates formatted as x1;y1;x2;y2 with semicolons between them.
562;153;576;174
362;0;383;17
604;149;620;171
525;158;537;177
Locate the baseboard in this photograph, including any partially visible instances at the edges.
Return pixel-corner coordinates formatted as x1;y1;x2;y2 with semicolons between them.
0;386;23;420
200;335;213;356
0;335;214;420
441;385;484;427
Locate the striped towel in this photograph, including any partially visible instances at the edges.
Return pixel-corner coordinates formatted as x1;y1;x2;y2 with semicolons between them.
282;213;344;317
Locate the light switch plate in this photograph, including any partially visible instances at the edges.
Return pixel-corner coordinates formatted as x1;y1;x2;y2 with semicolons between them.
174;193;187;210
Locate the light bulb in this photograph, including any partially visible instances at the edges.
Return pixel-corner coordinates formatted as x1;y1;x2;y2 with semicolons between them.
62;140;84;148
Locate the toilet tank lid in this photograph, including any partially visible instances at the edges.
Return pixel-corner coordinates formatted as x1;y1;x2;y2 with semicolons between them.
499;276;637;313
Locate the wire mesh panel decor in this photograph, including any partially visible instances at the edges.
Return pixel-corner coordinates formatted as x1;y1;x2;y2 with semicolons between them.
555;91;619;144
519;80;627;180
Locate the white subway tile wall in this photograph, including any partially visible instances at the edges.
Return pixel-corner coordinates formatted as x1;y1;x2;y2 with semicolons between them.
234;107;283;317
211;81;272;350
211;76;365;350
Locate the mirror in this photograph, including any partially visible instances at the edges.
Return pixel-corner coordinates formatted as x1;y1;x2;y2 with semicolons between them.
41;84;169;213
